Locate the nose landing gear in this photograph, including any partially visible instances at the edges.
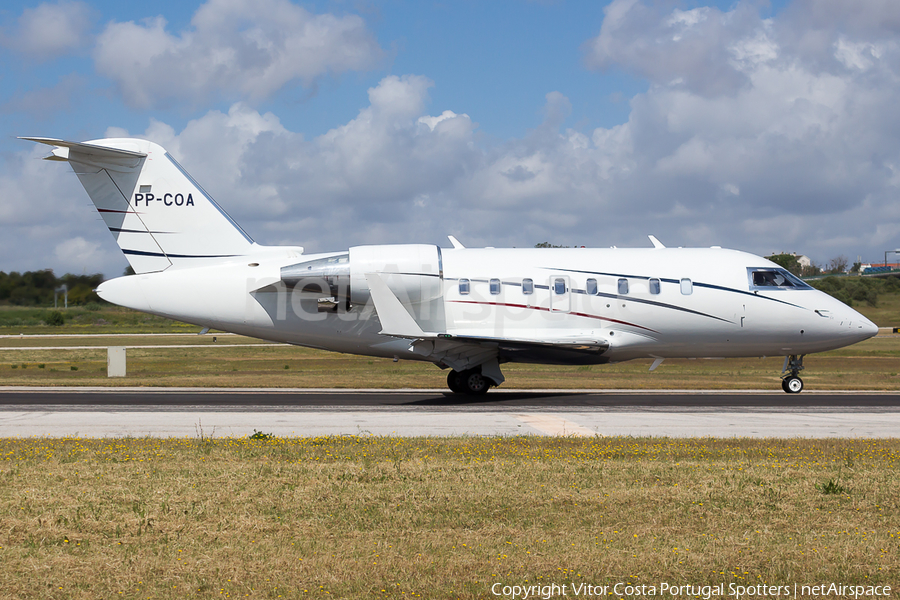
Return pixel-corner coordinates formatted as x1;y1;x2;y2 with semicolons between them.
781;354;805;393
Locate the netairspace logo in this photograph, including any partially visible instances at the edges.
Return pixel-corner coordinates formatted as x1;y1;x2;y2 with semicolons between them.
490;582;893;599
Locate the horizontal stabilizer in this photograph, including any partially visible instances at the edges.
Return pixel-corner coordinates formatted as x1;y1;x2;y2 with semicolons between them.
20;137;147;171
21;137;147;160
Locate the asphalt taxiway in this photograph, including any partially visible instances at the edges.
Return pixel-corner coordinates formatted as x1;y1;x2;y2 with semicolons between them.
0;388;898;438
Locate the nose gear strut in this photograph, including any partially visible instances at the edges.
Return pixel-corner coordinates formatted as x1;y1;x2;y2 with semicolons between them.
781;354;805;393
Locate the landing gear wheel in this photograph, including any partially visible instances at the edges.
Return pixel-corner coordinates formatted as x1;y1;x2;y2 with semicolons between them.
447;370;466;394
780;354;806;393
782;376;803;394
463;370;491;395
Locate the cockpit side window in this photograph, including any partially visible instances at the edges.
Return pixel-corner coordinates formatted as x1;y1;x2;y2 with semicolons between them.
748;268;812;290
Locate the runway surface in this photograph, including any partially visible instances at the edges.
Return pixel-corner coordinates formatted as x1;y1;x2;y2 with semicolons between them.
1;388;898;438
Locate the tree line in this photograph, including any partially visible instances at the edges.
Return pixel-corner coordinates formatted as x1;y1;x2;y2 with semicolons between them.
0;270;104;306
2;263;898;311
766;253;858;277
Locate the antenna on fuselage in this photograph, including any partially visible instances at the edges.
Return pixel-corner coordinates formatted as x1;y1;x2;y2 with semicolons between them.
648;235;666;249
448;235;466;249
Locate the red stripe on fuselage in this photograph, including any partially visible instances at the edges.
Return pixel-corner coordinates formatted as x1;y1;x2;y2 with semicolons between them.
448;300;658;333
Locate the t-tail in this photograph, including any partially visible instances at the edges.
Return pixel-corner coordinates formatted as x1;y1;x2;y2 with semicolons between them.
22;137;256;274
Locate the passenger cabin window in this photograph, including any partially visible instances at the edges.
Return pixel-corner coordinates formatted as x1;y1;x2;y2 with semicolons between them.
459;279;470;295
617;278;629;295
586;278;598;295
553;278;566;295
649;278;661;295
748;268;812;290
681;278;693;295
522;278;534;294
490;278;501;295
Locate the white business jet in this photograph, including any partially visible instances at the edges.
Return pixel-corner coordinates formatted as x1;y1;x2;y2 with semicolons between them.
23;137;878;394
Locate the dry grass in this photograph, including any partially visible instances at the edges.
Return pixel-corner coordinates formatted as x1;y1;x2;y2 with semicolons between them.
0;436;897;599
1;335;900;389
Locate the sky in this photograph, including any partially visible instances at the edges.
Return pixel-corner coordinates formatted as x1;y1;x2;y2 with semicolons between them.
1;0;899;279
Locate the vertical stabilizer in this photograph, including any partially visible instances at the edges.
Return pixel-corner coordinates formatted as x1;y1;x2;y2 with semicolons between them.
22;137;255;274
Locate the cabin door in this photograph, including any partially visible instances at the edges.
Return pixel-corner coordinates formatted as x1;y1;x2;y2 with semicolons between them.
549;275;570;312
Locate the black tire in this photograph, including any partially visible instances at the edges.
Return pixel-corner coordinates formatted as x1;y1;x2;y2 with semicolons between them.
447;370;466;394
463;370;491;395
783;376;803;394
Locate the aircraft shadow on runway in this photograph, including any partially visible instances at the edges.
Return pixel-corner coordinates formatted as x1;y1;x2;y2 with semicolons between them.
399;391;581;406
397;393;900;409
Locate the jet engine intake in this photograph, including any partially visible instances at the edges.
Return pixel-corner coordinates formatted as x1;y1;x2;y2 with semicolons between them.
280;254;350;300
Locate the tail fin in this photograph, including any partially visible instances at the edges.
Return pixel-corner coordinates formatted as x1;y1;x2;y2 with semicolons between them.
22;137;255;274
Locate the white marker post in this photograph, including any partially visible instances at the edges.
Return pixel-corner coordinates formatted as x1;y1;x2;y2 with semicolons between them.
108;347;126;377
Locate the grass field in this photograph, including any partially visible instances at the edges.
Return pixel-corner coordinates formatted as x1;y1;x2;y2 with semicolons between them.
1;296;899;389
0;436;897;599
0;305;202;335
1;302;897;599
1;334;900;390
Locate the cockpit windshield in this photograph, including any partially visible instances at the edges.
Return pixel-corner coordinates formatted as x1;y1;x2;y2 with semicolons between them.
748;267;812;290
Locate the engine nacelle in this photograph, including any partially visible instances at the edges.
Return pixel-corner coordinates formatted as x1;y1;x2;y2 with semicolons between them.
348;244;442;305
279;245;445;329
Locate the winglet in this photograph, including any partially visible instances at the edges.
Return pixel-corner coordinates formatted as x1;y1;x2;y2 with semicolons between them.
447;235;465;249
648;235;665;249
365;273;428;338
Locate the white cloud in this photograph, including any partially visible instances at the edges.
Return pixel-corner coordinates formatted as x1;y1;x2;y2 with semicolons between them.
833;38;883;71
573;0;900;261
93;0;383;108
2;0;94;61
583;0;763;96
99;75;478;252
8;0;900;277
0;143;125;276
418;110;466;132
54;236;104;271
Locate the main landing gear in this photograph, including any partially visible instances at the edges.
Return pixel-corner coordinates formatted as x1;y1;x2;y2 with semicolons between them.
447;368;495;395
781;354;805;394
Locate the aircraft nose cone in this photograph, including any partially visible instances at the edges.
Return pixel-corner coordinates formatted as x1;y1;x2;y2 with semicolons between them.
845;312;879;343
861;318;879;340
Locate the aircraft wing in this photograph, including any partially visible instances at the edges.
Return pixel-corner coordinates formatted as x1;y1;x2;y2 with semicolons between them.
365;272;610;370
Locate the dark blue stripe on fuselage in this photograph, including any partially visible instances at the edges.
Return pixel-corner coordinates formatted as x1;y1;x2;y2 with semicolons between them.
122;249;239;259
109;228;172;234
548;267;806;310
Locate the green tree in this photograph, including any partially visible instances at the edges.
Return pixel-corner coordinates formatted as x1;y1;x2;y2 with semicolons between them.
801;262;821;277
44;310;65;326
0;270;105;306
827;255;849;274
765;254;802;276
810;275;900;307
